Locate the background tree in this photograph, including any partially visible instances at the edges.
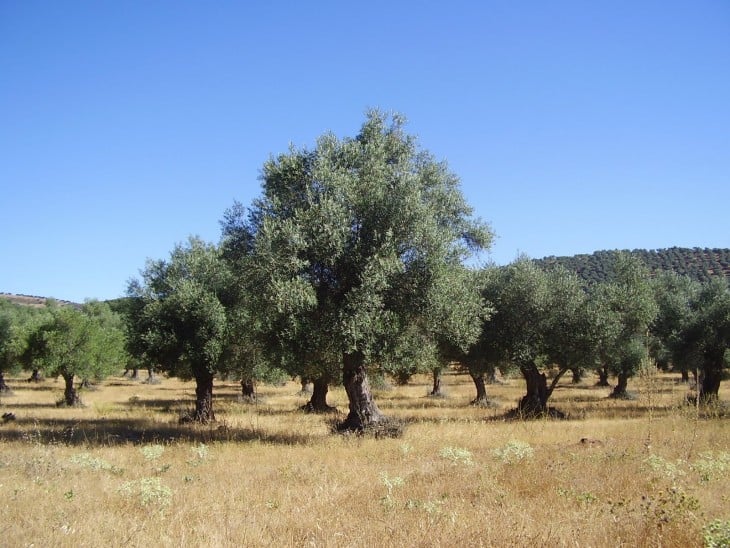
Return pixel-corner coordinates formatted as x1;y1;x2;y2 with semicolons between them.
653;275;730;401
244;111;492;431
650;272;700;381
128;237;230;422
541;266;600;392
0;299;36;393
27;302;126;406
472;259;551;415
592;254;657;399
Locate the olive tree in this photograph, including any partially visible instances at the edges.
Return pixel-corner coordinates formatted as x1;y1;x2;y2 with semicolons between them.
128;237;230;422
244;111;492;431
652;274;730;401
592;253;657;399
28;302;126;406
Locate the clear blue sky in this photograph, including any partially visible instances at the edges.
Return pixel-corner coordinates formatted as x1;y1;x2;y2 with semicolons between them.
1;1;729;303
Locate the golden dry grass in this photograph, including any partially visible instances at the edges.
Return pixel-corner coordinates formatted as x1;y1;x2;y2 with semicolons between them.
0;370;728;547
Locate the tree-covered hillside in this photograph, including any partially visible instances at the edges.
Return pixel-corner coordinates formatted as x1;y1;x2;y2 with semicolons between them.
535;247;730;284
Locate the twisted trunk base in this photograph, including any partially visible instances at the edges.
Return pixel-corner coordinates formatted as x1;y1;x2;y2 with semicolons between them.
302;377;336;413
338;352;385;432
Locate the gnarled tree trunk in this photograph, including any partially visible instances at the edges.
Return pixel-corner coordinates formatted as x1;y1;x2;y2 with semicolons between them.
0;371;11;393
339;351;385;431
62;372;80;406
610;372;629;398
192;372;215;422
518;363;549;416
699;367;722;402
240;377;256;402
304;377;335;413
27;369;43;383
571;368;583;384
470;370;489;406
596;366;610;386
429;369;443;397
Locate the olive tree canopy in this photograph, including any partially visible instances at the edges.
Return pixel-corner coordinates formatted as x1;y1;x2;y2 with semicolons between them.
245;111;492;431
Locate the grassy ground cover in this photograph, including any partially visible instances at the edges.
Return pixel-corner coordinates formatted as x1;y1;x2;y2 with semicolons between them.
0;370;728;547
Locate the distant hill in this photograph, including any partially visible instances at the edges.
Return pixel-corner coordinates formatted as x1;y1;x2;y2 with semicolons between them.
0;292;81;309
534;247;730;285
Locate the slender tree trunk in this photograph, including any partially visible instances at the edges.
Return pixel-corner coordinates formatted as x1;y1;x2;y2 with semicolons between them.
27;368;43;383
145;367;159;384
192;373;215;422
339;351;385;431
571;368;583;384
78;378;96;390
698;367;722;402
596;366;610;386
470;370;489;406
304;377;335;413
429;369;443;397
518;364;549;416
62;372;80;406
240;377;256;402
610;372;629;398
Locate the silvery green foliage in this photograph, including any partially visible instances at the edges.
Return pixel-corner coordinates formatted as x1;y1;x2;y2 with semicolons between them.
693;451;730;483
704;519;730;548
118;477;173;507
128;237;230;380
643;454;686;481
140;444;165;461
69;453;122;474
245;111;492;383
492;440;534;464
440;446;474;466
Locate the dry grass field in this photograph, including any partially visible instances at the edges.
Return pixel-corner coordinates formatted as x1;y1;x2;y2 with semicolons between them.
0;369;728;547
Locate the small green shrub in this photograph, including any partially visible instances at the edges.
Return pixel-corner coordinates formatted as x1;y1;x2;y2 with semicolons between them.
703;519;730;547
492;440;534;464
440;446;474;466
118;477;173;507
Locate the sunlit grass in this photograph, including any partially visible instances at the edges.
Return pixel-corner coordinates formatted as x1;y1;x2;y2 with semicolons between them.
0;370;727;546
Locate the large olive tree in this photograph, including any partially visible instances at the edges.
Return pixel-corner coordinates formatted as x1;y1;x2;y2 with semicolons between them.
244;111;492;431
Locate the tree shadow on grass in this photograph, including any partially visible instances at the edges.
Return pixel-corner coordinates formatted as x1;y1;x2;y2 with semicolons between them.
0;417;317;447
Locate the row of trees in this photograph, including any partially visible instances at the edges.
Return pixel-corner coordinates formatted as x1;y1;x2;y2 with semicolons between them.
536;247;730;285
2;112;729;428
0;299;126;405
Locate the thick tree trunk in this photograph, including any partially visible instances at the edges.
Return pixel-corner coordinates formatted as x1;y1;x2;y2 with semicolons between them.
240;377;256;402
62;372;80;406
339;351;385;431
304;377;335;413
429;369;443;397
470;371;489;406
27;369;44;383
680;369;690;383
698;367;722;402
518;364;549;416
610;372;629;398
596;366;610;387
192;373;215;422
